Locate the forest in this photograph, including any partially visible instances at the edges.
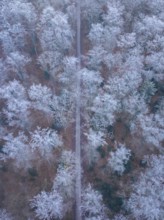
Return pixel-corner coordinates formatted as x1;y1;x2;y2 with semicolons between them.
0;0;163;220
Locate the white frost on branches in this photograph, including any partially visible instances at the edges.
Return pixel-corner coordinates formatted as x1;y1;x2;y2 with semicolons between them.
84;129;106;164
28;84;53;113
108;144;131;175
127;155;164;220
53;150;75;200
2;132;32;168
132;112;164;149
39;6;73;52
90;93;118;129
0;209;13;220
30;127;62;159
81;184;106;220
0;80;30;127
30;190;64;220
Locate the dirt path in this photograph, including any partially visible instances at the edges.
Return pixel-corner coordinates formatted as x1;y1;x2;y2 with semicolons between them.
75;0;82;220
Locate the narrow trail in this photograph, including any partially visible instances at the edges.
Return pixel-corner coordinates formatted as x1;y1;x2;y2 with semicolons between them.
75;0;82;220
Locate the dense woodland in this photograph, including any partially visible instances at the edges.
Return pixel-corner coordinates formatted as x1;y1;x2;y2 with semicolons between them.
0;0;164;219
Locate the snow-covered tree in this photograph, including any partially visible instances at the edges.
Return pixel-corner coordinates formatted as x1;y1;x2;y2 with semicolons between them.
87;45;106;71
0;59;8;85
90;93;119;130
117;33;136;50
30;151;75;219
6;51;31;80
149;0;164;14
0;30;16;55
135;15;164;50
106;71;142;100
39;6;73;52
0;24;27;55
108;144;131;175
84;129;106;164
0;209;13;220
88;1;124;50
88;23;105;47
59;56;77;89
127;155;164;220
37;6;73;77
79;68;104;119
132;113;164;149
28;84;53;114
50;89;75;128
30;127;62;160
140;80;157;103
0;80;30;127
1;132;32;168
30;190;64;220
0;0;37;54
37;51;62;76
113;214;129;220
82;0;106;25
81;184;106;220
134;14;164;81
85;129;106;149
28;83;74;128
53;150;75;200
0;0;37;27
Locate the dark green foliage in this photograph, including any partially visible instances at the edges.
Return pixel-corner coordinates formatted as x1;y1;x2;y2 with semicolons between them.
88;161;96;172
28;167;38;178
158;83;164;94
107;145;113;152
0;164;8;172
100;81;105;88
107;125;114;133
0;145;3;153
0;113;7;126
51;121;63;132
109;196;123;212
96;146;106;158
140;80;157;103
152;79;164;95
30;46;37;56
124;159;132;174
124;153;134;174
151;101;160;113
96;180;123;212
139;159;147;168
98;182;115;196
44;70;50;80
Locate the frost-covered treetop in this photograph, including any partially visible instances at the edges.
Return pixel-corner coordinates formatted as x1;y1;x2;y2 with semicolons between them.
30;190;63;220
82;184;106;220
85;129;106;148
0;80;30;127
108;144;131;175
39;6;73;51
106;71;142;99
28;84;53;113
113;214;129;220
0;209;13;220
53;150;75;199
0;80;30;114
59;150;75;168
30;127;63;159
1;132;32;168
0;80;26;100
90;92;119;129
127;155;164;220
0;0;37;26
